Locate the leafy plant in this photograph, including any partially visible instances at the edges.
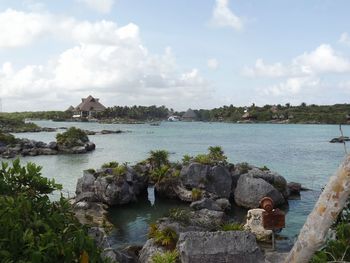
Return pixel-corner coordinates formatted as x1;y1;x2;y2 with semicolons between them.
102;161;119;169
151;165;170;183
0;159;105;262
56;127;89;148
239;162;250;174
112;164;127;177
208;146;227;164
191;188;202;201
151;250;179;263
148;150;169;169
182;154;193;165
193;154;212;165
154;227;178;249
220;222;244;231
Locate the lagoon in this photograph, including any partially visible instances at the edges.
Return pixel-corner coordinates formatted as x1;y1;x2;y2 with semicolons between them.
3;121;349;249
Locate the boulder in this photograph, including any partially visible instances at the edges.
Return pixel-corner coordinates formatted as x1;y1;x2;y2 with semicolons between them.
85;141;96;151
190;197;231;212
188;209;225;229
247;168;289;198
48;141;58;150
244;209;272;242
139;238;166;263
181;163;232;198
234;175;286;209
181;163;210;188
177;231;265;263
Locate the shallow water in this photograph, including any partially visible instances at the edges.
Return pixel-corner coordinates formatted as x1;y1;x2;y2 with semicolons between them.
3;120;349;248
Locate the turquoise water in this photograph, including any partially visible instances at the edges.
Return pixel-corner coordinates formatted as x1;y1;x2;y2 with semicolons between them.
3;121;349;248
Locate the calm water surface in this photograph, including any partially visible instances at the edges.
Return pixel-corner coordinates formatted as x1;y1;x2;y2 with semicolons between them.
3;121;349;249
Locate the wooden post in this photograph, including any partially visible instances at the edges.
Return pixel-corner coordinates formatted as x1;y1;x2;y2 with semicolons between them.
284;155;350;263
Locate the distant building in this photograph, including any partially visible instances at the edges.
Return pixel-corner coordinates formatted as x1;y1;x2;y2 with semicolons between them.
66;105;75;112
73;95;106;118
168;115;180;122
182;109;197;121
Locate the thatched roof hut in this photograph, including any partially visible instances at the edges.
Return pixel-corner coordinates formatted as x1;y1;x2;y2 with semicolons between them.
66;105;75;112
76;95;106;112
182;108;197;120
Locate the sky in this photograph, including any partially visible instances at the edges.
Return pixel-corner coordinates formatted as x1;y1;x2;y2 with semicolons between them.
0;0;350;112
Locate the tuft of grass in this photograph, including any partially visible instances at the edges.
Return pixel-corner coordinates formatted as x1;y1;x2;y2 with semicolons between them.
191;188;202;201
149;224;178;249
151;250;179;263
220;222;244;231
260;165;270;171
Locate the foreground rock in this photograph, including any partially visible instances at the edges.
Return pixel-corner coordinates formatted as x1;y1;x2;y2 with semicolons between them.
75;167;148;206
190;197;231;212
139;239;166;263
177;231;265;263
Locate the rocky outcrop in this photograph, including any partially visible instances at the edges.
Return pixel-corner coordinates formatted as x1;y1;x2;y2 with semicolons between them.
177;231;265;263
234;175;286;209
75;168;148;206
181;163;232;198
330;136;350;143
0;137;95;158
244;209;272;242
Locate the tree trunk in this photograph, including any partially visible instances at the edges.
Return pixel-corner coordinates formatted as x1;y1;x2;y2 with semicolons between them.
284;155;350;263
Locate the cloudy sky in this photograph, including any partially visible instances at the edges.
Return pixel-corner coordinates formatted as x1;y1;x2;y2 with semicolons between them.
1;0;350;111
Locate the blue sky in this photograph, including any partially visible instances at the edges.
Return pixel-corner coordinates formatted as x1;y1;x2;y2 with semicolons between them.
0;0;350;111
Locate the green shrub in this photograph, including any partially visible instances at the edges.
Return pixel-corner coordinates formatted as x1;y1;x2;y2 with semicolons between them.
193;154;212;165
208;146;227;164
169;208;190;224
220;222;244;231
0;159;105;262
151;250;179;263
151;165;170;183
191;188;202;201
154;227;178;249
112;164;127;177
148;150;169;169
0;132;17;146
56;127;89;148
182;154;193;165
239;162;250;174
102;161;119;169
260;165;270;171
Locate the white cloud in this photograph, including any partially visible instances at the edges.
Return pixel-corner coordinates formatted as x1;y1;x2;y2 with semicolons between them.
211;0;243;31
242;59;286;78
339;32;350;46
244;44;350;100
207;58;219;70
0;9;212;111
245;44;350;79
0;9;51;48
76;0;115;14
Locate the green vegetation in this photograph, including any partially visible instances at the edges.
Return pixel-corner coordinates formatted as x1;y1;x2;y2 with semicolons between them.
168;208;190;224
239;162;250;174
0;132;18;146
97;105;169;121
220;222;244;231
150;165;170;183
191;103;350;124
102;161;119;169
148;225;178;249
112;164;128;177
0;115;40;133
193;146;228;165
260;165;270;171
151;250;179;263
56;127;89;148
182;154;193;165
191;188;202;201
0;111;71;121
148;150;169;169
0;159;105;262
311;197;350;262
